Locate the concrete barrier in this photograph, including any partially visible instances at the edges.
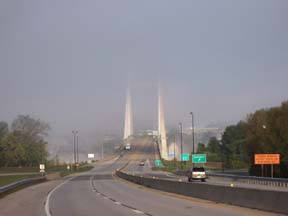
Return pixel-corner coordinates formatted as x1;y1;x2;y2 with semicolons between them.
116;171;288;215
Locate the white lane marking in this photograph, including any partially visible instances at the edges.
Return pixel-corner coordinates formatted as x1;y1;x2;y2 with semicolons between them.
45;177;76;216
132;209;144;214
114;202;121;205
103;197;109;200
89;175;94;188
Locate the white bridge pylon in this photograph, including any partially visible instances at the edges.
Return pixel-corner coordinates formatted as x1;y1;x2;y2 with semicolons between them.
158;84;170;160
123;84;171;161
124;87;133;141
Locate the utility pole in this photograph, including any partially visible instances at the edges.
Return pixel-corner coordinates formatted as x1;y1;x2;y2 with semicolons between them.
101;142;104;159
72;130;78;168
76;134;79;165
179;122;183;170
190;112;195;155
173;135;176;167
173;135;176;161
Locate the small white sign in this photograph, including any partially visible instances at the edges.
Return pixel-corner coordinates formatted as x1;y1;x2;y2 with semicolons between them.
39;164;45;170
88;153;95;159
67;165;70;170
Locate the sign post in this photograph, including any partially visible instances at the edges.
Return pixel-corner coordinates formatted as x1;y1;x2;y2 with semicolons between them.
39;164;45;176
192;154;207;163
154;160;163;166
181;153;189;161
254;154;280;178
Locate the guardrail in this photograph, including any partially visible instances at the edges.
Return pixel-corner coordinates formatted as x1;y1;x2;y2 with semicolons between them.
174;170;288;188
116;170;288;215
0;176;46;195
208;172;288;187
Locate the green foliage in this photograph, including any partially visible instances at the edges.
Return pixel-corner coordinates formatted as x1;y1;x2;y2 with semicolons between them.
246;101;288;177
0;121;9;138
201;100;288;176
221;121;248;169
197;143;206;153
0;115;49;167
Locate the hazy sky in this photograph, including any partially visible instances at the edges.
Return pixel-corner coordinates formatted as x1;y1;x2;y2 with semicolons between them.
1;1;287;143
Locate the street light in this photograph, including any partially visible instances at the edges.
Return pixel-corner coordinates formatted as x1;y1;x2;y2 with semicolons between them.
72;130;78;168
173;135;176;162
179;122;183;170
190;112;195;155
76;134;79;165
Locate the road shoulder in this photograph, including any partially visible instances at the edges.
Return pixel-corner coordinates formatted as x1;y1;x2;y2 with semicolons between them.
0;179;63;216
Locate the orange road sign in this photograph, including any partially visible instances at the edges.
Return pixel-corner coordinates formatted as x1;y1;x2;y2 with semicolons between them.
254;154;280;165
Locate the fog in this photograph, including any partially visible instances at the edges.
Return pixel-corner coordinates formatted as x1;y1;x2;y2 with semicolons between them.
1;1;287;160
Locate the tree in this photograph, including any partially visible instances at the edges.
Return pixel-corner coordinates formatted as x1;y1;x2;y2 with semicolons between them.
247;101;288;177
221;121;248;168
0;133;26;167
0;121;9;166
197;143;206;153
10;115;50;166
0;121;9;138
206;137;222;162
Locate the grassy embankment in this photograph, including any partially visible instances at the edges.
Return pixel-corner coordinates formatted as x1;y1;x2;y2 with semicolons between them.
0;164;94;187
0;174;42;187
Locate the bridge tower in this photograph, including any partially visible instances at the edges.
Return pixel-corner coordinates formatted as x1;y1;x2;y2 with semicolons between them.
124;87;133;141
158;83;169;160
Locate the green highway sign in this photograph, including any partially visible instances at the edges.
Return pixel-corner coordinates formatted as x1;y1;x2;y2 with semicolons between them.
154;160;163;166
192;154;207;163
181;153;190;161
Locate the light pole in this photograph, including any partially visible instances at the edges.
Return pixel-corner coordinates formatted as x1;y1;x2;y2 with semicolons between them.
101;142;104;160
173;135;176;167
179;122;183;170
76;134;79;165
173;135;176;161
72;130;78;168
190;112;195;155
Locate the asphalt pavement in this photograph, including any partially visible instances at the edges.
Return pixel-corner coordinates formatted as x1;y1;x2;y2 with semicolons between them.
46;137;283;216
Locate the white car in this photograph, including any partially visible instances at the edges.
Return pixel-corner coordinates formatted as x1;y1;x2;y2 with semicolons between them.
125;143;131;150
188;167;206;182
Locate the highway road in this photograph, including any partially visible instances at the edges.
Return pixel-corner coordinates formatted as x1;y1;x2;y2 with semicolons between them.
46;137;282;216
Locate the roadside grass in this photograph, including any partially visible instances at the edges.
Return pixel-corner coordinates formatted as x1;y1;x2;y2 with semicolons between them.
151;160;225;173
152;160;192;173
59;165;94;177
0;174;42;187
0;167;38;173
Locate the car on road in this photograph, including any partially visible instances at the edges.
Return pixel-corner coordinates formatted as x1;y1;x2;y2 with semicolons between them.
139;161;145;166
125;143;131;150
188;167;206;182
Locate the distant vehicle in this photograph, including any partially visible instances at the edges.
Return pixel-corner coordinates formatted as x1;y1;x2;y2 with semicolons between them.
139;161;145;166
188;167;206;182
125;143;131;150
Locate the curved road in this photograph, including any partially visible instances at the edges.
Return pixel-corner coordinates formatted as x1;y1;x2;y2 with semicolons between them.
46;138;281;216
